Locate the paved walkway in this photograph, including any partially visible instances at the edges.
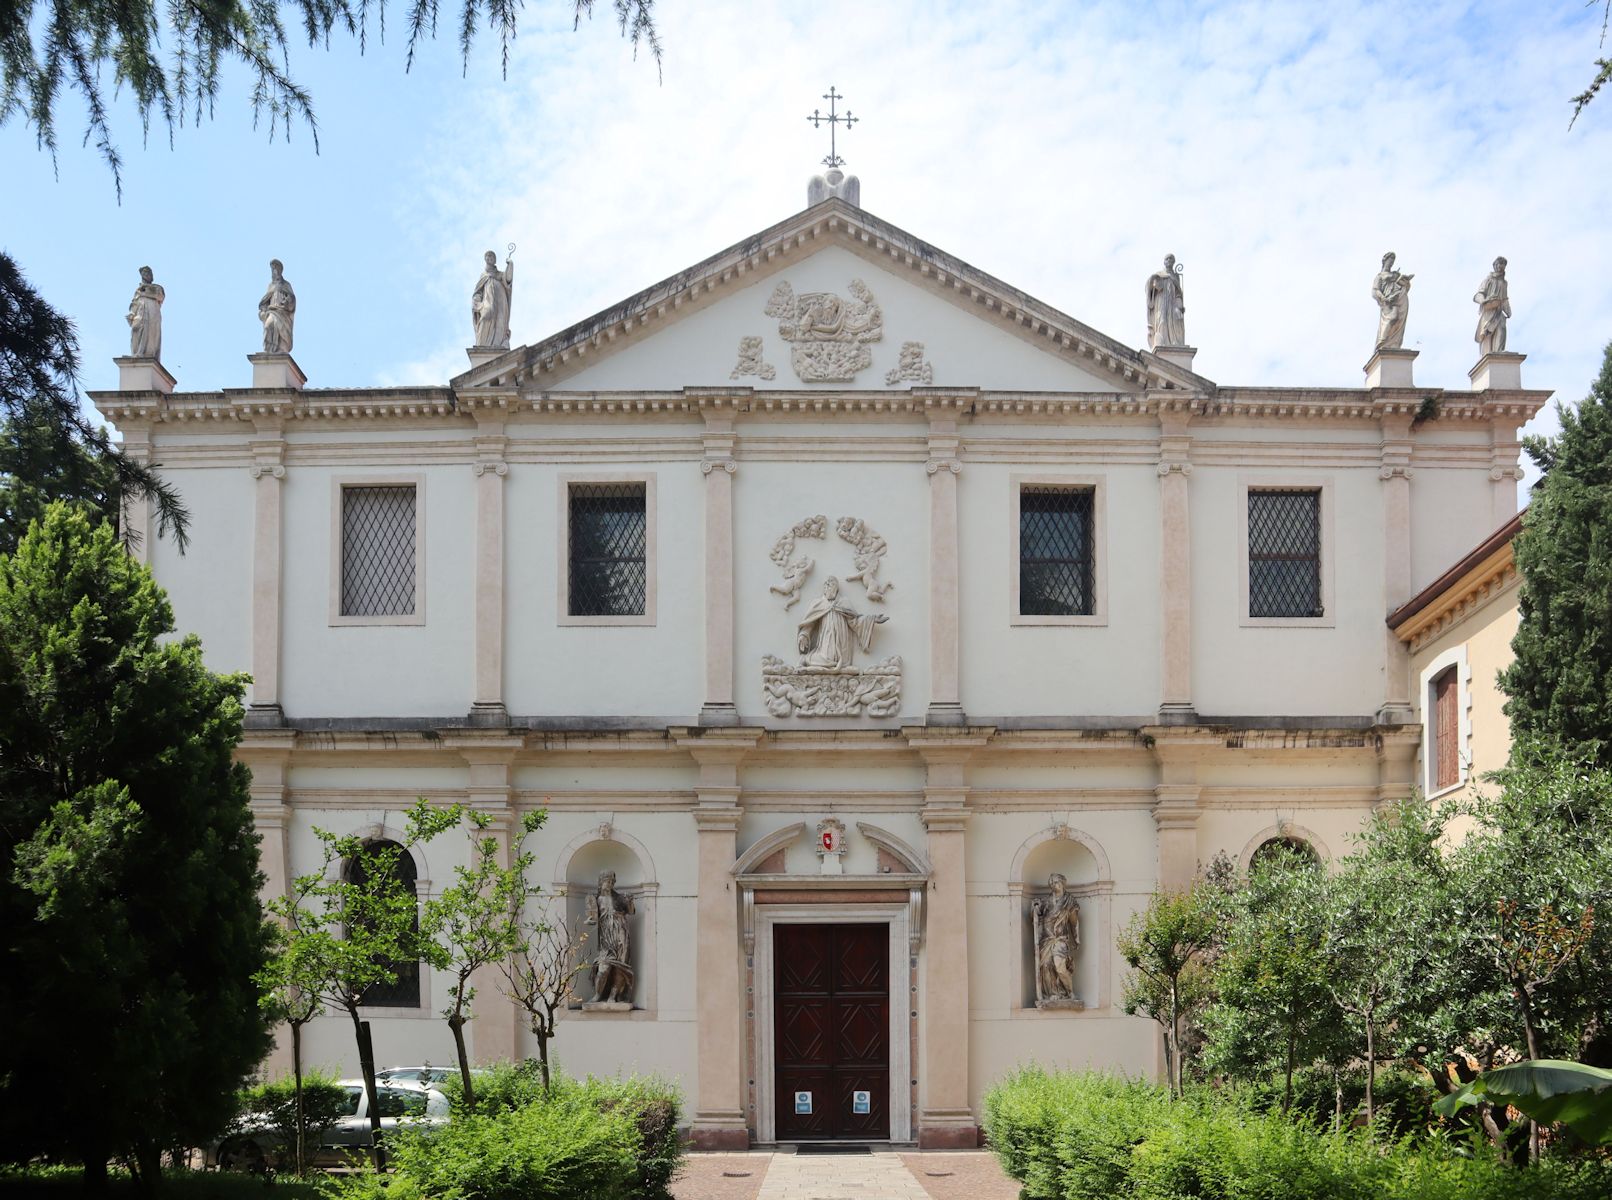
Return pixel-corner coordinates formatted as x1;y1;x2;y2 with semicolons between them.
670;1150;1022;1200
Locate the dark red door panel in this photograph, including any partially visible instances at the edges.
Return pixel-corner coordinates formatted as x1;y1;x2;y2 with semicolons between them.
774;923;890;1140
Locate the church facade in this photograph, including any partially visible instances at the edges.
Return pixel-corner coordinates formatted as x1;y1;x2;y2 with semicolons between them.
91;183;1547;1148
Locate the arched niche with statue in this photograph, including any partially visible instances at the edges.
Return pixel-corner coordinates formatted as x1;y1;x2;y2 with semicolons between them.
551;824;658;1017
1005;825;1114;1015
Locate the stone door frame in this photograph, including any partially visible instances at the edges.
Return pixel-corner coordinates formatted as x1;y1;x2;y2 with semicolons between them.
753;902;913;1143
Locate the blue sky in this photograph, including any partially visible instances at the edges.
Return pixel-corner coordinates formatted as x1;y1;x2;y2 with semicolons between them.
3;0;1610;490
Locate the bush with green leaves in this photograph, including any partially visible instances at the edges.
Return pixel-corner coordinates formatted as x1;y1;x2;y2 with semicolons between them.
983;1072;1612;1200
327;1067;683;1200
233;1071;350;1174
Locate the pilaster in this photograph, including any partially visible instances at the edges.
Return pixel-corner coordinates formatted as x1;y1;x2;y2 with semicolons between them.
119;425;154;563
1377;412;1414;725
470;422;509;725
246;422;286;726
1488;412;1525;528
681;730;761;1148
1375;726;1421;811
457;740;521;1062
240;730;296;1076
910;731;986;1148
925;413;965;727
700;408;740;726
1156;405;1195;724
1148;733;1203;891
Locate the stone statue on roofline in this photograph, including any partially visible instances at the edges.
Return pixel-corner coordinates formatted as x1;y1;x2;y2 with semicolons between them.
258;259;296;354
1146;255;1186;350
472;248;515;350
126;265;164;360
1371;252;1413;351
584;870;634;1010
1473;256;1510;356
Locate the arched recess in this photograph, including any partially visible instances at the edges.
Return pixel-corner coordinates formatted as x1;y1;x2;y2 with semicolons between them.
1237;822;1330;873
550;823;658;1017
324;822;434;1016
1005;824;1114;1017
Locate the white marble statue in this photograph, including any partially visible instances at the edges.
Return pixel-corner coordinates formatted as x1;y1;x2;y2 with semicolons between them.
258;259;296;354
1371;252;1413;351
1146;255;1186;349
126;266;164;360
796;576;888;669
1473;257;1510;355
472;249;515;349
585;870;635;1007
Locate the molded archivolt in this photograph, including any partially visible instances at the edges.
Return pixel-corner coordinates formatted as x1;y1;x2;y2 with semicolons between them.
1237;823;1330;873
550;824;658;1016
730;822;807;876
1005;823;1114;1015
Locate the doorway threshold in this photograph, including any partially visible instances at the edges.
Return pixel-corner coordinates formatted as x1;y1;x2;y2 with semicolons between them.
793;1143;873;1155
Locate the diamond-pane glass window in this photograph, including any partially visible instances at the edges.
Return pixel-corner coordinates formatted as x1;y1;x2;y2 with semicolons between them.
341;486;417;617
569;482;647;617
1019;486;1095;616
1248;489;1322;618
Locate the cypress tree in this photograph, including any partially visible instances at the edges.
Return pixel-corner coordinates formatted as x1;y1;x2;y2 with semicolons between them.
1501;342;1612;768
0;506;272;1190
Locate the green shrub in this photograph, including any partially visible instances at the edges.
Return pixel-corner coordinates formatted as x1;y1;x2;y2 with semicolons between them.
234;1070;349;1173
982;1071;1612;1200
323;1068;683;1200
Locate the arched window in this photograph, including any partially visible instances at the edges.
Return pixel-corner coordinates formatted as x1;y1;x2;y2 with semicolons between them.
1249;836;1320;871
346;839;421;1008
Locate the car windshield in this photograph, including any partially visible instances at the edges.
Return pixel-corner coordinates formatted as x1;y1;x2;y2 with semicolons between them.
342;1087;364;1116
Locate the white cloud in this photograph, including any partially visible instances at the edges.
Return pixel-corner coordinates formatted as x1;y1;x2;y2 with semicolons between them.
375;2;1612;495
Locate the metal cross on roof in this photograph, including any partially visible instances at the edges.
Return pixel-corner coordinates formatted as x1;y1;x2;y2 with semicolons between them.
806;86;858;169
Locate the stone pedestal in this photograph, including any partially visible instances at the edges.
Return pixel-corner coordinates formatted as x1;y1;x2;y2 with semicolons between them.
1154;345;1198;372
1035;997;1084;1011
1469;352;1525;391
114;357;176;394
580;1000;633;1013
466;347;504;370
1364;348;1418;389
248;353;306;391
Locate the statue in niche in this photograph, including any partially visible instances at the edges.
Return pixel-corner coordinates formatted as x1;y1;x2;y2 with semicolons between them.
584;870;635;1009
797;576;888;669
1032;873;1081;1008
471;248;515;349
1371;252;1413;351
126;265;164;360
1473;256;1510;355
258;259;296;354
1145;254;1186;349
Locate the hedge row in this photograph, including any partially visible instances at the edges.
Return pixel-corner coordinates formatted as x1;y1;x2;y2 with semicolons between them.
325;1067;683;1200
981;1069;1612;1200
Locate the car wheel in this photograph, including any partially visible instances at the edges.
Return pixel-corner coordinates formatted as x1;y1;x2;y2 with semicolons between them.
219;1139;267;1173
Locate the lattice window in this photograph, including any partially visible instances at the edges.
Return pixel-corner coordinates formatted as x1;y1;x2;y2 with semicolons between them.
341;486;417;617
1248;489;1322;618
1019;486;1095;616
569;482;647;617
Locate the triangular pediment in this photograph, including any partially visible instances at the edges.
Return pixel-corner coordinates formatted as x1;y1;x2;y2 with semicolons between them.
454;200;1211;396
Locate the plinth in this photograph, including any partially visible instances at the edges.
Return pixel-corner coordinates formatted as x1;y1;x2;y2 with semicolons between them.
466;347;504;370
113;357;177;394
248;353;307;391
1364;347;1418;389
1469;352;1525;391
1153;345;1198;372
580;1000;633;1013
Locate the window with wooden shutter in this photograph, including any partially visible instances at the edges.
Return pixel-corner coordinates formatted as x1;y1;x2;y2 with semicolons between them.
1433;667;1460;790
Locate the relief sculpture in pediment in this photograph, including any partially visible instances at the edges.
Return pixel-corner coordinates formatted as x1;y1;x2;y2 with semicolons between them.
763;278;883;382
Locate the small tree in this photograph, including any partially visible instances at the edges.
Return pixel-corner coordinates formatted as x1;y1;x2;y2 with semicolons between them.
414;802;547;1110
504;898;592;1093
1118;881;1219;1097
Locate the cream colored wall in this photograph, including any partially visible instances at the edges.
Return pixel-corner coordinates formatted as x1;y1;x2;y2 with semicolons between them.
146;466;253;679
1407;580;1521;806
557;245;1122;394
1409;465;1503;593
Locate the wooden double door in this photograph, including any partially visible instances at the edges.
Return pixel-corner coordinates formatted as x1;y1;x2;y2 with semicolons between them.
774;923;890;1140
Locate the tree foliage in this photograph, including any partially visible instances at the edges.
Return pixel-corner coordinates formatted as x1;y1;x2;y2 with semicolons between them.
1502;341;1612;768
1118;882;1218;1098
0;252;188;552
0;0;660;196
0;505;270;1190
1571;2;1612;127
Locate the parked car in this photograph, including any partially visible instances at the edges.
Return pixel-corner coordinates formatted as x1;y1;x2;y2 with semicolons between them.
375;1065;458;1088
210;1079;449;1171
